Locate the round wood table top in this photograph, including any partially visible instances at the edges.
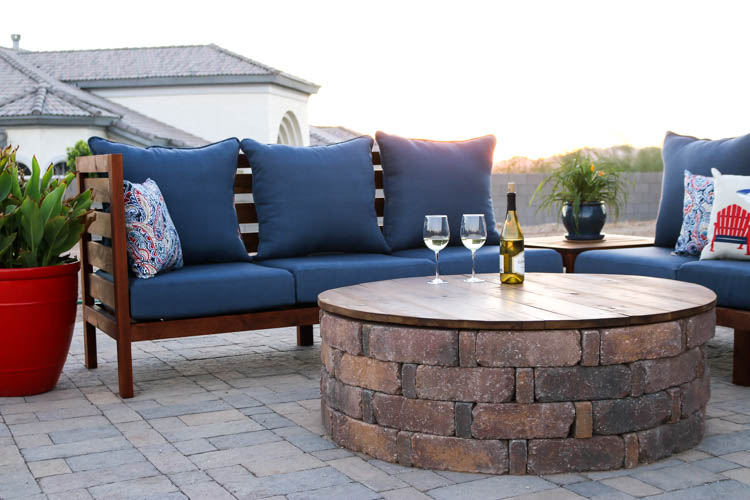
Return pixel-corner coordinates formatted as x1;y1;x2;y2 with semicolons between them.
317;273;717;330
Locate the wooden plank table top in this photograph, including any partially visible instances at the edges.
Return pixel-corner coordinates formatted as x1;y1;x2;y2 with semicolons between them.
525;233;655;251
318;273;716;331
525;234;655;272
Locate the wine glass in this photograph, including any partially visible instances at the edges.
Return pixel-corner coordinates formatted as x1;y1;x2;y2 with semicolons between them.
461;214;487;282
423;215;450;284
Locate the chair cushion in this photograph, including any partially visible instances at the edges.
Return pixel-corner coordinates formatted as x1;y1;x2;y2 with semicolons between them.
375;131;501;251
393;247;563;275
257;254;434;303
88;137;249;265
123;178;183;279
575;246;697;280
677;260;750;310
239;136;390;259
122;262;295;321
656;131;750;247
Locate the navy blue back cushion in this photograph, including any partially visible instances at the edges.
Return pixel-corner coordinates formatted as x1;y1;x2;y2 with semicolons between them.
657;131;750;247
375;131;500;251
88;137;250;265
240;136;390;260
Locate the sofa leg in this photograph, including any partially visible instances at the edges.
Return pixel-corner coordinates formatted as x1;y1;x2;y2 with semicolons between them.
84;322;98;369
117;340;135;398
734;329;750;386
297;325;314;346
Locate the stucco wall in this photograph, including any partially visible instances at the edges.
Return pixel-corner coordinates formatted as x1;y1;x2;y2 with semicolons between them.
5;126;105;170
92;84;310;145
491;171;664;227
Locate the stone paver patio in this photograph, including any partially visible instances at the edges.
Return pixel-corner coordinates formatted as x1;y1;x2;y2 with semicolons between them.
2;309;750;499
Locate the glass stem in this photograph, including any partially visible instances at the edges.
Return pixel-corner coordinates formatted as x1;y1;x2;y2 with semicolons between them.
471;250;476;280
434;251;440;281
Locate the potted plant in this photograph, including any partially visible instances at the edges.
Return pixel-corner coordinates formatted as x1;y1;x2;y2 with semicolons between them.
531;152;628;240
0;145;92;396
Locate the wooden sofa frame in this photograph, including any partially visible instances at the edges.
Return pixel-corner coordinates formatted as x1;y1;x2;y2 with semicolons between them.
76;152;387;398
77;152;750;397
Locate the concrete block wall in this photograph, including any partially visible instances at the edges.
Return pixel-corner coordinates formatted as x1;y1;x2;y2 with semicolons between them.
490;172;663;227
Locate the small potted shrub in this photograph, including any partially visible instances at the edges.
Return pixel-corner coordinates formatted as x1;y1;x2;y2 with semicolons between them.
531;152;628;240
0;145;92;396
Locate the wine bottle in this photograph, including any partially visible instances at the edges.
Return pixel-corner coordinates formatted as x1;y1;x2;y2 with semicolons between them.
500;182;525;284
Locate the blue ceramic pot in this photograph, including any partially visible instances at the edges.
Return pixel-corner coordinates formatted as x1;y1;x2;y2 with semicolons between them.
561;201;607;240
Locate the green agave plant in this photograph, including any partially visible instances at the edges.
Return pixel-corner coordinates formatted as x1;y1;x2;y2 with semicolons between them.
0;145;92;268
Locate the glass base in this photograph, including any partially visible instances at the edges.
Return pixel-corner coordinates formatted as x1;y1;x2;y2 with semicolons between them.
428;278;448;284
464;276;484;283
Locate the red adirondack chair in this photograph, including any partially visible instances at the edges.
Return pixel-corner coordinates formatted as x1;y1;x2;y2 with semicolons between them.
710;204;750;255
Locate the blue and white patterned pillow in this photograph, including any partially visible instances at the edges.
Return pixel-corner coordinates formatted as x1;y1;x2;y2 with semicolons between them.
124;178;183;279
674;170;714;256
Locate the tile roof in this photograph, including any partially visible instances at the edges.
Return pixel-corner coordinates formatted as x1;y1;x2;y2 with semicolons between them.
309;125;364;146
0;48;207;147
17;44;318;93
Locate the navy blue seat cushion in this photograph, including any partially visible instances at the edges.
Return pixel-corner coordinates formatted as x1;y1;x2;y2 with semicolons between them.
393;247;563;275
656;131;750;247
375;131;500;251
106;262;295;321
677;260;750;310
575;246;696;280
88;137;249;265
257;254;434;303
239;137;390;259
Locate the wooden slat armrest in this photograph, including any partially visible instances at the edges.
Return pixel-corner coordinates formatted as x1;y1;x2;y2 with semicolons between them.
86;212;112;238
77;154;120;173
83;178;111;203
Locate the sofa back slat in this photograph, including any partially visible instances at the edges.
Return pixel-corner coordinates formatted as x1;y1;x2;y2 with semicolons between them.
235;203;258;224
235;151;385;254
87;241;114;274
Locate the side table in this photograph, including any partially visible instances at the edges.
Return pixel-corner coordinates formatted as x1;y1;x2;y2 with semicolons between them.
525;234;654;273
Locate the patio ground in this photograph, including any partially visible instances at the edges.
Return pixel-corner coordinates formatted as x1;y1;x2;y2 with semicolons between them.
1;308;749;499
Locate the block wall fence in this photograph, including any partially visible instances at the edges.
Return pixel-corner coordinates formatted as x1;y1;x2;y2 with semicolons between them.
490;172;663;227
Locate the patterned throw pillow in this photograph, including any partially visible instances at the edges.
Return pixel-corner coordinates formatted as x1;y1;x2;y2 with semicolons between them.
700;169;750;261
674;170;714;256
124;178;183;278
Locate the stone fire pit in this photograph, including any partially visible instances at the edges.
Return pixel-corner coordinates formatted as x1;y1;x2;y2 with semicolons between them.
318;274;717;474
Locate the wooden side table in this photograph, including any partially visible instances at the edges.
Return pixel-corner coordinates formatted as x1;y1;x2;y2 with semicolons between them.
526;234;654;273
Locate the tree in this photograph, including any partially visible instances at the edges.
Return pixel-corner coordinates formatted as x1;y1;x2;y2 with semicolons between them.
65;140;91;174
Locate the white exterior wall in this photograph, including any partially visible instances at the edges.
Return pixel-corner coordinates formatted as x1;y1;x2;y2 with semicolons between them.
92;84;310;145
5;126;105;169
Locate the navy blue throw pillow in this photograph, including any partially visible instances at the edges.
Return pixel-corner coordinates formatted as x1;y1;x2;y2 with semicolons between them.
375;131;500;251
240;136;390;260
657;132;750;247
88;137;250;265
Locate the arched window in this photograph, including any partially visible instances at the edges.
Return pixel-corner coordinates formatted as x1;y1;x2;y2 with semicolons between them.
276;111;303;146
53;162;68;176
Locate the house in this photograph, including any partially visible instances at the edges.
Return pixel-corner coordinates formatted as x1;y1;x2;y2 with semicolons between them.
0;35;357;174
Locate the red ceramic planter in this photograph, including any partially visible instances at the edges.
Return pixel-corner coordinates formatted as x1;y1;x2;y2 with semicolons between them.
0;262;79;396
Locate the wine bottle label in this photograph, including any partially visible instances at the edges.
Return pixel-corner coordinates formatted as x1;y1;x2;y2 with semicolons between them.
500;251;525;274
513;251;525;274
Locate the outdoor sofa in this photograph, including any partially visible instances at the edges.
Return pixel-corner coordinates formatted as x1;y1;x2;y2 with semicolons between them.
77;134;563;397
575;132;750;385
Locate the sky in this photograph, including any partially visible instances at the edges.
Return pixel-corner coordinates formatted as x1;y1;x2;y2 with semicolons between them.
5;0;750;160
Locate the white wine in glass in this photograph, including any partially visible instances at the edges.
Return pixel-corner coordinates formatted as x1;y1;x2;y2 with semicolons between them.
423;215;450;284
461;214;487;282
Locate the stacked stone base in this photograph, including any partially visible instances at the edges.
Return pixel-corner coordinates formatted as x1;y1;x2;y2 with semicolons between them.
319;309;715;474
